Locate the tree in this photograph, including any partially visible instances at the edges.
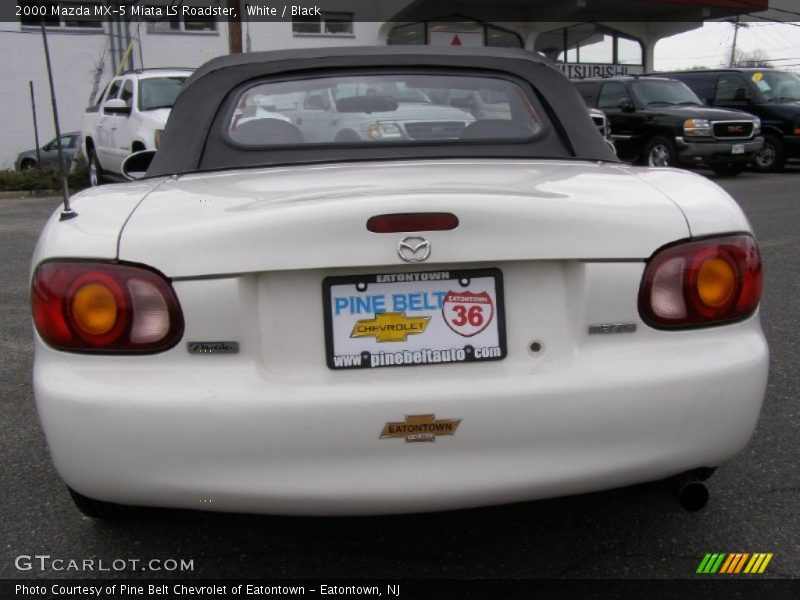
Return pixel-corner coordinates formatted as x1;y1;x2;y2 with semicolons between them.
731;48;771;68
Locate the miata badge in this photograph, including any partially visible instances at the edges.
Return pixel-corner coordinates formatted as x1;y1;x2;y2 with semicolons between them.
380;414;461;443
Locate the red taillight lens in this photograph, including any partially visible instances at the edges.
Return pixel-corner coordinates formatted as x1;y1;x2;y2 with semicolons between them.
31;261;184;353
639;235;762;329
367;213;459;233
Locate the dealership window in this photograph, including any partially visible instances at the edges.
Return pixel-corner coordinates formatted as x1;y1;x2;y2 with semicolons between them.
535;24;643;66
19;1;102;29
387;23;425;45
486;25;524;48
569;24;613;64
617;36;644;66
292;13;354;36
387;18;522;48
146;9;217;33
184;13;216;32
146;14;180;33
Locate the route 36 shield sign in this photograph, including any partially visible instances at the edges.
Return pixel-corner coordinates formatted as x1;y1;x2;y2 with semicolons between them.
442;291;494;337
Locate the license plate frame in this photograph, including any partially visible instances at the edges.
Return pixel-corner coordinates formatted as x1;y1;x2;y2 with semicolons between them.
322;268;507;370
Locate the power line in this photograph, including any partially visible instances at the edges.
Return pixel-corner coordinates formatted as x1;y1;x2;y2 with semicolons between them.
730;14;800;28
711;26;730;62
744;23;788;53
719;0;800;20
743;24;800;63
765;23;800;50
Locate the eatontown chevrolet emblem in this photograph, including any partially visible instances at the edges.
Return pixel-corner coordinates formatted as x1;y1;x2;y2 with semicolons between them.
380;414;461;443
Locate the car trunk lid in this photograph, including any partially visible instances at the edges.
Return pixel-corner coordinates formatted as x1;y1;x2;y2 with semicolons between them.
118;160;689;278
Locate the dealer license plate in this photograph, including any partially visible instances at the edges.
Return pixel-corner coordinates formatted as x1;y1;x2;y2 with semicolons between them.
323;269;507;370
732;144;745;155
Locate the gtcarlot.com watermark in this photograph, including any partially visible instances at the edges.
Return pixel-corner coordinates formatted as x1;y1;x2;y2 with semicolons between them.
14;554;194;573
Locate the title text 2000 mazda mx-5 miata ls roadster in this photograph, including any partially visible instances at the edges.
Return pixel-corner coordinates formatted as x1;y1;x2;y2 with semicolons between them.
31;47;767;518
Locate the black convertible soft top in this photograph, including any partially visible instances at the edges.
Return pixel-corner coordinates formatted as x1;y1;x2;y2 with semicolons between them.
148;45;617;177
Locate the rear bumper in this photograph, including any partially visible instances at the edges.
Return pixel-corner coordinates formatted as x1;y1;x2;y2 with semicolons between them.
34;316;768;516
675;136;763;164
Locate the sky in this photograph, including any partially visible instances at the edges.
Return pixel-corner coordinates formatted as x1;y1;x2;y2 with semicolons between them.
655;21;800;73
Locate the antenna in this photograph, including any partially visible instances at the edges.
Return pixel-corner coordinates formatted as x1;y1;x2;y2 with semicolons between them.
39;21;77;221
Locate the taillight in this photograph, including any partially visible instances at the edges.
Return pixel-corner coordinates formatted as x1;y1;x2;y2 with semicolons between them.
31;261;184;353
639;235;762;329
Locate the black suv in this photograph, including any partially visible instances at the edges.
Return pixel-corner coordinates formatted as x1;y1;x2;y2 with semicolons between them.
575;76;763;176
654;69;800;172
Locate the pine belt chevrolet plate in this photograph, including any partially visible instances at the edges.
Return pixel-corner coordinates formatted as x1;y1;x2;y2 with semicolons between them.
323;269;507;370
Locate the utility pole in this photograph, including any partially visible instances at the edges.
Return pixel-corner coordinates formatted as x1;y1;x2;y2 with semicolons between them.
728;16;748;67
227;0;242;54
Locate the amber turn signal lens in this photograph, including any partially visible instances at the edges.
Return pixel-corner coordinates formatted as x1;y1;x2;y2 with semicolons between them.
71;283;118;335
696;257;736;308
639;235;762;329
32;261;184;353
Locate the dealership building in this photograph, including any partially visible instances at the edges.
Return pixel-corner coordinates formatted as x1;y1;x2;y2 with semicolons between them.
0;0;774;168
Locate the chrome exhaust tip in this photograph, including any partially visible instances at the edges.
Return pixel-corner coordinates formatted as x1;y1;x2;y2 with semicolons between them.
668;472;710;512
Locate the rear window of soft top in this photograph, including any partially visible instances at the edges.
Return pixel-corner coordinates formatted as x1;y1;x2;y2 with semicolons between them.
226;73;545;148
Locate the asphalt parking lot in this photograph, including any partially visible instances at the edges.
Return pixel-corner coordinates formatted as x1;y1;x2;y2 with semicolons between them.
1;166;798;581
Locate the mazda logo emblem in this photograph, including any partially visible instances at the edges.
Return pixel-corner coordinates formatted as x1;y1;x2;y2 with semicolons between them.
397;236;431;262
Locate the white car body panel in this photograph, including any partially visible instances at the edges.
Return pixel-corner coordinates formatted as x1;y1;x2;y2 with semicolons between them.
631;167;753;236
34;263;767;515
32;159;768;516
117;160;691;278
31;180;165;264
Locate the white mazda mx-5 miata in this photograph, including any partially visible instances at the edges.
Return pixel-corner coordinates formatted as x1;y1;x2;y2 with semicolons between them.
31;47;767;518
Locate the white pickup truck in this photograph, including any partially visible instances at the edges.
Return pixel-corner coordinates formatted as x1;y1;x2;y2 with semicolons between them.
82;68;192;185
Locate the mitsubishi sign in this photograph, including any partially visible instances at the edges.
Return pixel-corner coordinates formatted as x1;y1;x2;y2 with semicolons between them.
560;64;645;80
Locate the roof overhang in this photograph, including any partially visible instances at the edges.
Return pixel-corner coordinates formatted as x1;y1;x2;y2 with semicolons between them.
389;0;769;23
